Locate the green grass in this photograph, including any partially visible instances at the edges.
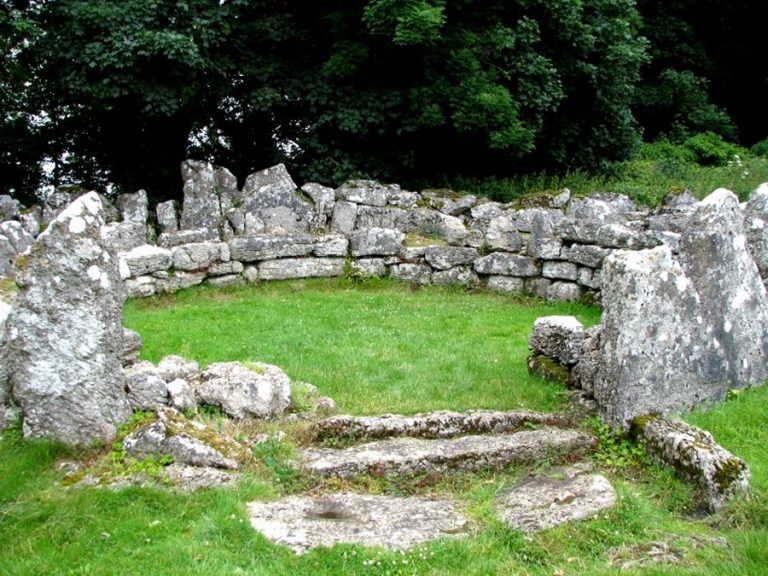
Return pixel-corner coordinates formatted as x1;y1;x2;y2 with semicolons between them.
1;280;766;575
123;278;601;415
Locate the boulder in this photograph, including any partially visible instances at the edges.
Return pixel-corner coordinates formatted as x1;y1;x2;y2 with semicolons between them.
487;276;524;293
167;379;198;412
122;407;247;469
432;266;479;287
195;361;291;419
565;244;612;268
542;261;579;281
157;355;200;383
301;182;335;231
101;221;147;253
350;258;387;277
312;234;348;257
0;194;21;221
355;206;407;230
596;246;727;427
4;192;131;446
124;361;168;411
179;160;222;233
678;188;768;388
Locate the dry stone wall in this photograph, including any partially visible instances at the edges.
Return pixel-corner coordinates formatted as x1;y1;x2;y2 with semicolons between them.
4;162;767;307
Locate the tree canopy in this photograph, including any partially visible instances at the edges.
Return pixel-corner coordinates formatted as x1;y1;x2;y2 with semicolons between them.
1;0;765;203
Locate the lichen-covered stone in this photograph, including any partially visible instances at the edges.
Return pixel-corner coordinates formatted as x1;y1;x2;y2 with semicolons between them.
487;275;524;293
121;328;142;366
424;246;478;270
634;417;750;511
390;263;432;285
565;243;612;268
122;407;247;469
179;160;222;232
156;271;206;293
229;234;313;262
474;253;539;277
157;355;200;383
485;214;522;252
350;258;387;277
355;206;408;230
158;227;219;249
248;493;469;554
432;266;479;287
349;227;405;257
167;379;197;412
171;241;228;271
542;261;579;281
596;246;727;427
745;183;768;280
527;354;571;385
196;361;290;419
258;257;344;280
5;192;131;446
330;201;358;234
570;326;602;394
101;221;146;253
314;410;570;442
336;180;395;207
679;188;768;388
117;189;149;225
119;244;172;278
546;281;582;302
312;234;348;257
155;200;179;234
495;465;617;532
527;211;562;259
124;361;168;410
528;316;585;366
0;220;34;255
301;428;595;478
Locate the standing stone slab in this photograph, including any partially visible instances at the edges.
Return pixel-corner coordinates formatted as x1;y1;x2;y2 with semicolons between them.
680;188;768;388
179;160;222;233
596;246;727;427
4;192;131;446
156;200;179;234
745;183;768;281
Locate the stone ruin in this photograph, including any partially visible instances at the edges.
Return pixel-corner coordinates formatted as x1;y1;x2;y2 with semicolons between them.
528;186;768;428
0;164;763;546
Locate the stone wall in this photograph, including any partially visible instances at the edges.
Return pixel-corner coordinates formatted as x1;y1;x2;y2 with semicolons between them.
7;160;753;303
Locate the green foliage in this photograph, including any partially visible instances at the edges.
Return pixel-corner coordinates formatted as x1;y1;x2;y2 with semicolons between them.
589;417;649;472
684;131;746;167
751;138;768;158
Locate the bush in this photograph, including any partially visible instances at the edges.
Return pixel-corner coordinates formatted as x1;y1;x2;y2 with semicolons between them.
750;137;768;158
683;132;746;166
638;139;696;163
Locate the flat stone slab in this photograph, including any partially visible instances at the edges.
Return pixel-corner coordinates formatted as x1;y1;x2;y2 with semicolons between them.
314;410;570;442
301;428;595;478
247;493;469;553
495;465;617;532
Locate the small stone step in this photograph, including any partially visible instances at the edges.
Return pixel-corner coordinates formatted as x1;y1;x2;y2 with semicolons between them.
314;409;570;442
300;427;595;478
247;493;469;553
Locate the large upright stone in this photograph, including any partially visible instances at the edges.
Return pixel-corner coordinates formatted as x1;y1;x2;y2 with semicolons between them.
3;192;131;446
745;182;768;281
179;160;222;233
596;246;726;427
678;188;768;388
238;164;313;232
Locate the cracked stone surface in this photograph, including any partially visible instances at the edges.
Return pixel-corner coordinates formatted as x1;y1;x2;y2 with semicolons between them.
495;465;617;533
301;428;595;478
247;492;469;553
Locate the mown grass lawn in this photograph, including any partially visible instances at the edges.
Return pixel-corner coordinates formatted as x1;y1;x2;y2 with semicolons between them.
1;279;765;576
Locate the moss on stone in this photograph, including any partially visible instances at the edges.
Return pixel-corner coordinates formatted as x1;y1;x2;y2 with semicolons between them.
242;361;266;375
404;233;447;248
713;457;747;491
161;408;249;463
527;354;570;385
514;190;563;209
